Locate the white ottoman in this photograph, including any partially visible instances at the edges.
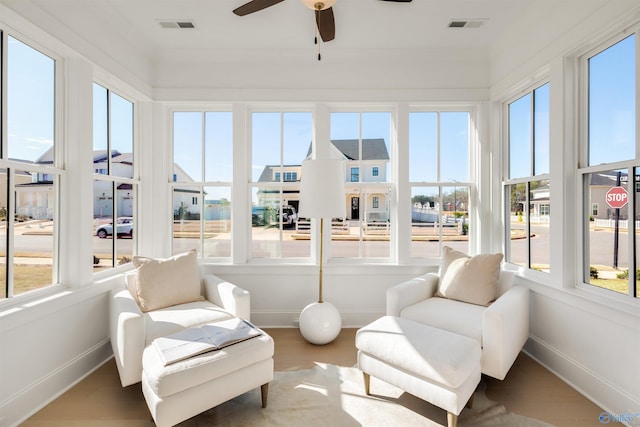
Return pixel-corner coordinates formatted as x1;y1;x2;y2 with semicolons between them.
356;316;481;427
142;331;274;427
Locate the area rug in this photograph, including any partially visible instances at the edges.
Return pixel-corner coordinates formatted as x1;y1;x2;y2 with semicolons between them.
180;363;555;426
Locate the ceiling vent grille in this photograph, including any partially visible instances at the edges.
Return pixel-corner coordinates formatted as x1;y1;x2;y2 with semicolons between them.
158;20;195;29
448;19;486;29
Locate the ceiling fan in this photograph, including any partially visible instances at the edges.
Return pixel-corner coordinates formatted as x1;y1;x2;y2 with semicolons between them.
233;0;412;44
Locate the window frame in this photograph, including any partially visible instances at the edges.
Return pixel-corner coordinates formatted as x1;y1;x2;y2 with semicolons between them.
164;103;479;266
0;32;63;300
246;108;313;262
577;30;639;299
170;108;234;261
350;167;359;182
503;81;551;273
328;108;395;262
407;108;474;261
92;82;139;271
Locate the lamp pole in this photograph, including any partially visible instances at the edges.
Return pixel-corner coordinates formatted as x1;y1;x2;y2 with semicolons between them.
450;179;458;214
318;217;324;303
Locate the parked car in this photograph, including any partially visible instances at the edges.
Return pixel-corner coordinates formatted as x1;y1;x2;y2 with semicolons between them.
251;205;297;228
96;216;134;238
277;205;298;228
251;206;272;226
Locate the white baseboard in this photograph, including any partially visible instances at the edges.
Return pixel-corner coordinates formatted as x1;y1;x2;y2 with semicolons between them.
524;336;640;427
251;309;384;329
1;339;113;427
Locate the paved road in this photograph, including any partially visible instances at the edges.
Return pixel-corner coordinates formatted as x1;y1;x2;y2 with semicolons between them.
7;221;633;269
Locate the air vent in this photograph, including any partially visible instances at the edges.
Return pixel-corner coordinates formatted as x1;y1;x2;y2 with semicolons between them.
158;20;195;29
448;19;487;29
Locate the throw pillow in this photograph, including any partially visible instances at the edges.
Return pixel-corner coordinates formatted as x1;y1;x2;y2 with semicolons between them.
436;246;504;306
132;249;204;312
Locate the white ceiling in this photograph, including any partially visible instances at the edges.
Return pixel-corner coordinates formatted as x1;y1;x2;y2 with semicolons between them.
1;0;634;98
2;0;549;56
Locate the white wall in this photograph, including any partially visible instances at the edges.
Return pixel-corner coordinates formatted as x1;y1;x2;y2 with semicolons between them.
0;279;116;426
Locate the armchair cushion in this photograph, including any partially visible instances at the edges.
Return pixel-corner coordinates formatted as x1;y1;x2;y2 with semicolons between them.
436;246;503;306
400;297;484;344
132;249;204;312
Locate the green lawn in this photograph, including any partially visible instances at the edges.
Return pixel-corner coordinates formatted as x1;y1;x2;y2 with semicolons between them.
590;278;631;295
11;264;53;295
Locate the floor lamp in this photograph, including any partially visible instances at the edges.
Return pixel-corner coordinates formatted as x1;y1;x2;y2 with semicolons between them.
297;158;346;345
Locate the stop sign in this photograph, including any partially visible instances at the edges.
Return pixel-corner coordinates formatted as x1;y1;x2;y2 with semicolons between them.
605;186;628;209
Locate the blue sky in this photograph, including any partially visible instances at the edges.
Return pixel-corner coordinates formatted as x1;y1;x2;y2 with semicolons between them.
7;36;54;163
508;83;550;179
589;34;635;165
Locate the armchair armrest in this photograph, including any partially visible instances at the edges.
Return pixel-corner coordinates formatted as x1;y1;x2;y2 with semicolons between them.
110;286;145;387
482;284;530;380
386;273;439;316
204;274;251;321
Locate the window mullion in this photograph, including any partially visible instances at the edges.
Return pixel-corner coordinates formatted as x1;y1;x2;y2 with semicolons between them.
6;168;14;297
111;181;117;267
107;91;112;174
628;167;636;297
201;113;206;257
530;93;536;176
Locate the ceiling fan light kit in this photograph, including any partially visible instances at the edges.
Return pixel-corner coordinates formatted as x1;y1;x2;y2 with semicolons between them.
301;0;336;11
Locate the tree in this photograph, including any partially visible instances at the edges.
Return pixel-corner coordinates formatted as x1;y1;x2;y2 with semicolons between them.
411;194;435;206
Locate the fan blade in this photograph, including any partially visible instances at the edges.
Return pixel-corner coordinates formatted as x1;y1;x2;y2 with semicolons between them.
380;0;412;2
315;7;335;42
233;0;284;16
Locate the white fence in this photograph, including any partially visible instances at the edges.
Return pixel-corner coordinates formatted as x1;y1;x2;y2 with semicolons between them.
593;218;640;230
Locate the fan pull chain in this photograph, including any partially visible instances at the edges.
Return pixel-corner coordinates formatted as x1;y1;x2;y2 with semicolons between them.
314;23;321;60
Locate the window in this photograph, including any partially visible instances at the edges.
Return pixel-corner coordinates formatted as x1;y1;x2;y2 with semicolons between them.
275;171;298;182
351;167;360;182
250;111;311;259
172;111;233;258
1;36;59;298
580;34;638;298
504;82;550;272
93;83;137;269
372;196;379;209
330;112;392;259
409;111;471;258
372;166;379;177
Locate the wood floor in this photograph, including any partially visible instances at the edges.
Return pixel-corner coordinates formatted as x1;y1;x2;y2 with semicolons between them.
22;328;605;427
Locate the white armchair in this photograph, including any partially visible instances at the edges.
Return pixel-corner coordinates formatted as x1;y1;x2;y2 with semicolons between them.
110;273;251;387
387;270;529;380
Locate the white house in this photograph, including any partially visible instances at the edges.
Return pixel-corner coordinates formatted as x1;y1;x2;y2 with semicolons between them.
256;138;390;221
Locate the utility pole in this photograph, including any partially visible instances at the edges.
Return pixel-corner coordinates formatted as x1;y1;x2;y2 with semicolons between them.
613;171;621;269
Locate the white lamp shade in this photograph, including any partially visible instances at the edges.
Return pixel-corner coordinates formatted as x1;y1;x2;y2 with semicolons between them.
298;159;346;219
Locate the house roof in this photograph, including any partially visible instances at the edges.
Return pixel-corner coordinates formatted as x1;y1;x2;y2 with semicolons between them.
257;165;301;183
257;139;390;183
590;171;627;186
305;139;390;161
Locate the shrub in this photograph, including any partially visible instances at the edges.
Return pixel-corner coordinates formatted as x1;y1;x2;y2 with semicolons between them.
616;269;640;280
590;266;599;279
